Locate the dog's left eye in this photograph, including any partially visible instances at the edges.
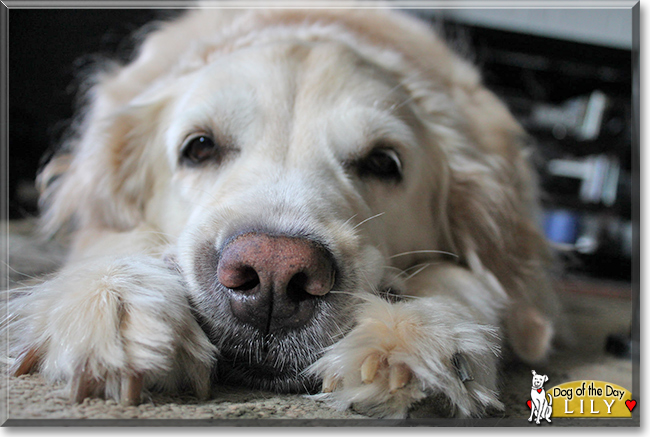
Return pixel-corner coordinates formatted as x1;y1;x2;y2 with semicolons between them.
356;147;403;182
180;135;222;165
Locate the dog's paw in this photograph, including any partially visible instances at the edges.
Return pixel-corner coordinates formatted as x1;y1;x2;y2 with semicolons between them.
6;256;216;405
308;295;503;418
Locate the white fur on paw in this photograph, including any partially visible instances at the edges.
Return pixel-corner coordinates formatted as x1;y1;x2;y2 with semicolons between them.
6;255;216;403
307;295;504;418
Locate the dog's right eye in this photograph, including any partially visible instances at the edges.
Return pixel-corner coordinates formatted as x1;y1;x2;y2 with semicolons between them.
180;135;222;165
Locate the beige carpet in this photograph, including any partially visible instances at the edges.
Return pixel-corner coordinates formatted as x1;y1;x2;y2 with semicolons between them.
1;220;638;426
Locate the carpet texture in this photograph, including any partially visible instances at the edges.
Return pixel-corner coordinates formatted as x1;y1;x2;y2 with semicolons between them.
1;219;637;426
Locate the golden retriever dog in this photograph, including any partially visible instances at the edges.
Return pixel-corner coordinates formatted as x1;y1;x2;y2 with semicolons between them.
7;7;560;418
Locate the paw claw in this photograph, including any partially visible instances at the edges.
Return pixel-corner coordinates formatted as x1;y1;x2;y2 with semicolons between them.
70;362;103;403
71;365;92;403
361;353;380;384
452;352;474;382
121;372;144;406
322;373;339;393
388;362;411;394
12;347;40;377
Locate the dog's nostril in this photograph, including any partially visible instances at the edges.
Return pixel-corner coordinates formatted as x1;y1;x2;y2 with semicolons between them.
219;264;260;291
232;267;261;292
287;271;307;293
286;271;315;301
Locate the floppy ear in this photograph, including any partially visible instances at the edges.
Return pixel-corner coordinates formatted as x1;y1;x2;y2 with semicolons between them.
392;51;561;364
442;83;560;364
38;94;169;236
544;375;549;383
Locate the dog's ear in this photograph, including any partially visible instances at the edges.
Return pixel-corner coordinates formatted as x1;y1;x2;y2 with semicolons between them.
532;370;537;376
431;75;561;365
544;375;549;383
38;86;171;236
398;65;561;365
35;12;204;237
444;85;552;300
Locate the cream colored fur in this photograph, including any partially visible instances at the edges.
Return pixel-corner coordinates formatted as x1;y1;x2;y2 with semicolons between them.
6;6;560;418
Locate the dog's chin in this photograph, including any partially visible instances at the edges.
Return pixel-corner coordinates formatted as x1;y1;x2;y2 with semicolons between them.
192;294;353;393
212;327;327;393
216;348;320;393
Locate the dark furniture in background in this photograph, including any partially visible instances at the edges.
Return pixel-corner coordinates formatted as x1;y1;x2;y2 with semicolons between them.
445;23;634;283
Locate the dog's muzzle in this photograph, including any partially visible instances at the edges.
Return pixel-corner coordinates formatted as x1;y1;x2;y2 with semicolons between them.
189;229;351;392
217;232;336;333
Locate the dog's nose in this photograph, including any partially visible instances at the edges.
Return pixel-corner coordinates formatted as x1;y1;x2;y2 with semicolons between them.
217;232;336;332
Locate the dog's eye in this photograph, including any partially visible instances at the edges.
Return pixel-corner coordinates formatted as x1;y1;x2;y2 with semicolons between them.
357;147;402;182
181;135;222;165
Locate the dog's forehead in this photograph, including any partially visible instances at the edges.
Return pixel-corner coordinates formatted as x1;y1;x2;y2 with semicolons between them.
193;40;403;101
171;40;417;156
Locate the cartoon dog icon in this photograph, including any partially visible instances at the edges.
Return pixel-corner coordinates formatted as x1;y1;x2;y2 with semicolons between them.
528;370;553;424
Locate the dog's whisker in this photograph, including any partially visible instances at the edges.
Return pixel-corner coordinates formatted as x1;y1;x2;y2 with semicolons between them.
396;261;444;279
402;263;434;280
342;213;359;227
382;79;408;101
359;270;382;296
392;262;427;277
383;263;428;279
327;289;345;294
327;321;347;343
4;284;45;299
1;262;51;282
379;71;421;104
132;230;180;241
351;212;385;231
319;300;350;342
3;284;39;295
389;249;459;260
381;265;405;274
327;289;357;297
391;94;417;112
393;264;417;278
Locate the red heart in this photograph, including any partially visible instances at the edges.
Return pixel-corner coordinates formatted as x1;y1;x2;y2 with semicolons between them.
537;388;542;393
625;400;637;412
527;400;532;409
